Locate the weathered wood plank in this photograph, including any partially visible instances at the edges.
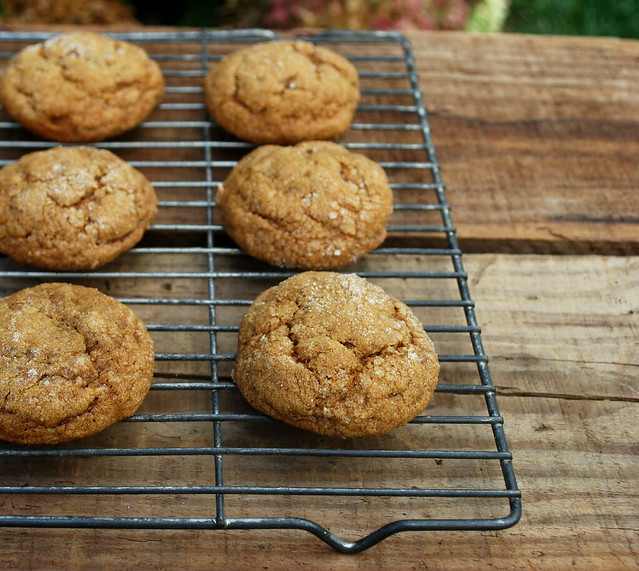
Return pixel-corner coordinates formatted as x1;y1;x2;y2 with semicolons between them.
467;254;639;400
409;32;639;254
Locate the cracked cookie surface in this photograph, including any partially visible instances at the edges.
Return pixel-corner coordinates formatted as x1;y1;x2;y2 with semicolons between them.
0;282;154;444
234;272;439;438
0;31;165;142
204;40;359;144
0;145;157;270
217;141;393;269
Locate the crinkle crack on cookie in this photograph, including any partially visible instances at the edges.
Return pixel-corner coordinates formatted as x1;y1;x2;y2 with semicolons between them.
204;40;360;144
0;283;155;445
217;141;393;269
0;31;165;142
0;145;157;270
233;272;440;438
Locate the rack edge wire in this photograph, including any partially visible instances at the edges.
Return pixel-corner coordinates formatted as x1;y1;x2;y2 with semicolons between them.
397;26;522;545
0;28;521;554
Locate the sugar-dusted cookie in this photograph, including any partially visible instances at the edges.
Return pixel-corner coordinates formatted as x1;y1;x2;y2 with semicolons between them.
204;40;359;144
217;141;393;269
0;31;164;142
234;272;439;438
0;283;154;445
0;146;157;270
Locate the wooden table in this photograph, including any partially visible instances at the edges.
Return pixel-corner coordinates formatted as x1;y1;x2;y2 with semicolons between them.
0;28;637;569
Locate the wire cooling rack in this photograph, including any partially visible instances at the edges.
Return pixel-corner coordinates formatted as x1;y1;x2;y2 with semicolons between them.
0;29;520;553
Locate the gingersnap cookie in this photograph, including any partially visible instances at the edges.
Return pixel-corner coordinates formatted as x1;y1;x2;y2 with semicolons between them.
234;272;440;438
0;145;157;270
0;31;164;142
204;40;359;144
0;282;155;445
217;141;393;269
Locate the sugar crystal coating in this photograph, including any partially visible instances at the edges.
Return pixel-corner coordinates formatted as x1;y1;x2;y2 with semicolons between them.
234;272;439;438
0;146;157;270
0;31;165;142
204;40;359;144
0;283;154;445
217;141;393;269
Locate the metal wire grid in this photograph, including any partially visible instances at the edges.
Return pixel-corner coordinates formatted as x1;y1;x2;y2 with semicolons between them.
0;29;520;553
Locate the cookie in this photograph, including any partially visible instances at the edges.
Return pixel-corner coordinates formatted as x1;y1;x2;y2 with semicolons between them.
217;141;393;269
0;145;157;270
0;282;154;445
234;272;440;438
0;31;164;142
204;40;360;144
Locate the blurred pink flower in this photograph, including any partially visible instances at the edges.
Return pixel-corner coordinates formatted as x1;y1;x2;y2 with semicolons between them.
246;0;483;31
263;0;297;27
442;0;470;30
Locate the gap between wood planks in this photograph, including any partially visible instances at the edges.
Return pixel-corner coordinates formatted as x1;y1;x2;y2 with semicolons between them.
495;386;639;404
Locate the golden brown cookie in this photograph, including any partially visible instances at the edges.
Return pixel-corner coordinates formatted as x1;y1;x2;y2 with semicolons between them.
0;282;154;445
0;145;157;270
217;141;393;269
0;31;164;142
204;40;360;144
234;272;439;438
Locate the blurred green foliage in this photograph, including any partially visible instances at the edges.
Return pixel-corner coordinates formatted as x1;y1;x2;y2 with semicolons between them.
505;0;639;39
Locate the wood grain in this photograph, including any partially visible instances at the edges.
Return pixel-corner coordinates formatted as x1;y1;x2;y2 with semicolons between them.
469;254;639;400
410;32;639;254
